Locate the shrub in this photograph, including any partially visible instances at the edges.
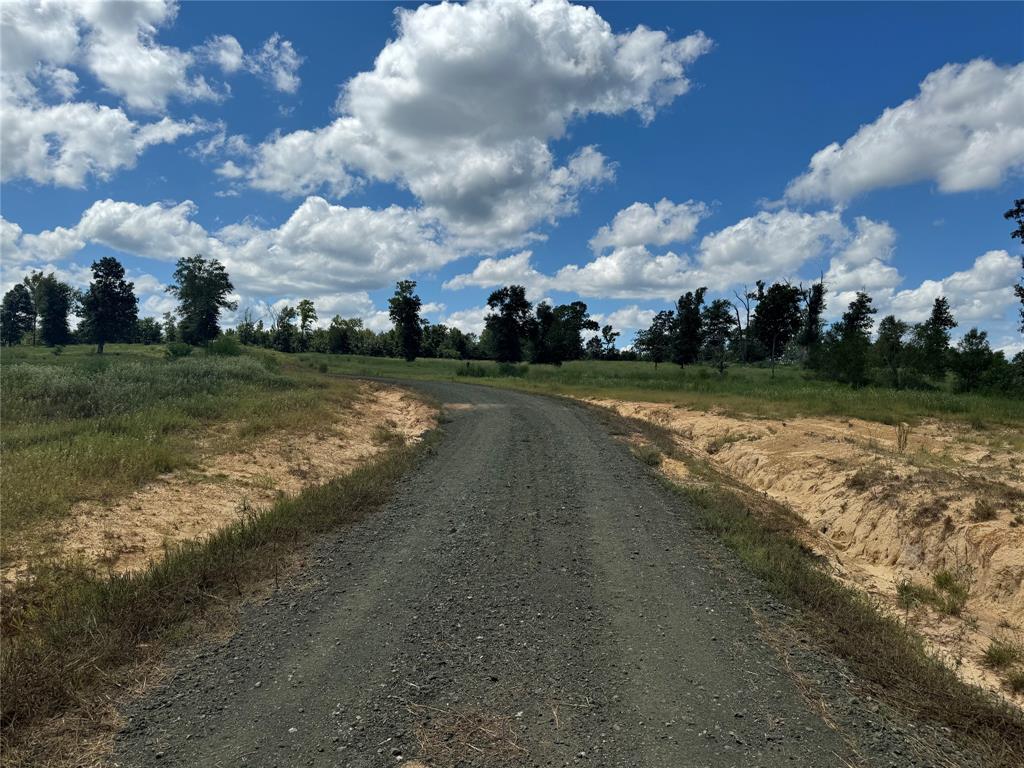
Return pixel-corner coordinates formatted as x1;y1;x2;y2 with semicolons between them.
165;342;193;359
207;335;241;357
1007;669;1024;694
496;362;528;377
970;498;997;522
982;640;1022;669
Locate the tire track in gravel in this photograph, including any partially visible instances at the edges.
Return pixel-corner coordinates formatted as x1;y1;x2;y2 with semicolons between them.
113;381;985;768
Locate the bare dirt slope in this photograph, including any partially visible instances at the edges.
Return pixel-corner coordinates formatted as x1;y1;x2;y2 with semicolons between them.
590;398;1024;701
5;384;433;580
113;382;986;767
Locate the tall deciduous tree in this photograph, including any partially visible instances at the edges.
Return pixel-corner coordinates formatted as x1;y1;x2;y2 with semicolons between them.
485;285;532;363
1;284;35;346
672;287;707;366
297;299;318;349
272;305;300;352
702;298;736;375
634;310;674;368
78;256;138;353
751;282;802;376
167;254;236;346
35;273;74;346
388;280;423;362
798;280;826;366
22;271;46;345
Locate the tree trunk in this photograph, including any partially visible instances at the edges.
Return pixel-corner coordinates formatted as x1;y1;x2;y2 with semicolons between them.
770;337;777;379
97;339;105;354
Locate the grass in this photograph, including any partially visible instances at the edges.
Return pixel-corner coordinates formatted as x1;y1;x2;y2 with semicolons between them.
1;344;353;561
896;568;973;616
0;342;437;763
299;353;1024;428
589;403;1024;766
982;640;1023;670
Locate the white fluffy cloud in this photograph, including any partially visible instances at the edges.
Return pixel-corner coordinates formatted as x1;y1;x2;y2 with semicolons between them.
2;196;455;299
787;59;1024;202
242;0;711;249
445;205;853;300
0;101;202;187
589;199;709;252
0;1;301;187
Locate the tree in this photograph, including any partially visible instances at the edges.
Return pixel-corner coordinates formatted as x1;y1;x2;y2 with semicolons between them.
911;296;957;379
825;291;876;386
78;256;138;353
600;324;620;359
327;316;362;354
162;312;179;343
22;271;46;345
702;298;736;375
1;284;35;346
1006;199;1024;333
732;281;763;363
485;285;532;363
271;305;300;352
35;273;74;346
388;280;423;362
135;317;163;345
952;328;994;392
873;315;909;388
798;280;826;366
167;254;237;346
634;310;674;368
297;299;317;349
672;287;707;366
751;282;802;376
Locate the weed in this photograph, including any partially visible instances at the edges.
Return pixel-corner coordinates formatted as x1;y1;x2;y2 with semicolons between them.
632;444;662;466
970;498;998;522
164;341;193;359
1007;669;1024;695
982;640;1022;669
895;422;911;454
846;465;892;491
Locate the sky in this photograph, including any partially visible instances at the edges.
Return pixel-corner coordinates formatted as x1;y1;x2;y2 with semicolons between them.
2;0;1022;351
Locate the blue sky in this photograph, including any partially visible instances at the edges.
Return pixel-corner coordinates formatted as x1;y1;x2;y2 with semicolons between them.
2;0;1022;350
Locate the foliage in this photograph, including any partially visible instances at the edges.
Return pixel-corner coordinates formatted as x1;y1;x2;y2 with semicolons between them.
77;257;138;353
166;254;237;346
701;298;736;374
32;272;75;347
135;317;164;345
485;284;532;363
633;310;674;367
164;341;193;359
823;291;876;386
750;282;802;373
1;284;34;346
874;315;910;388
207;335;242;357
912;297;957;379
672;287;706;366
1005;199;1024;333
388;280;424;362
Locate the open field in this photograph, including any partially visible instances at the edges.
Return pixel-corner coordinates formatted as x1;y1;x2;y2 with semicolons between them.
299;354;1024;427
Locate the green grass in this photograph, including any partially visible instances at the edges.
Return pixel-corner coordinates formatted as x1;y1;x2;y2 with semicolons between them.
896;569;973;617
1;344;355;559
0;433;432;764
299;353;1024;427
982;640;1023;670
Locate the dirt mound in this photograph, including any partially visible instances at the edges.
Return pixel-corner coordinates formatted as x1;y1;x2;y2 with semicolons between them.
5;384;434;579
593;398;1024;702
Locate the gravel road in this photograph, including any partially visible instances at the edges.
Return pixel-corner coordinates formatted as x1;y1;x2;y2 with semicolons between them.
114;382;982;767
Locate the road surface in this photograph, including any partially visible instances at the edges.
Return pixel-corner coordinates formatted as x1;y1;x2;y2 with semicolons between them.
114;382;976;767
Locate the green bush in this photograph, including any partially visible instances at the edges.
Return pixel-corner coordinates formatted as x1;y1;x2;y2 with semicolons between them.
164;342;193;359
207;336;241;357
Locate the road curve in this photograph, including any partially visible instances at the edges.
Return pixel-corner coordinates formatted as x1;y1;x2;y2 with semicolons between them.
113;382;972;767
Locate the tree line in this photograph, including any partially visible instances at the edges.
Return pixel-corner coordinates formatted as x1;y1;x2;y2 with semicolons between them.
629;200;1024;394
3;200;1022;395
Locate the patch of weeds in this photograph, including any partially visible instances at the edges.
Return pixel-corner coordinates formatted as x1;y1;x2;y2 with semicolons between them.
1007;669;1024;695
632;444;662;466
913;497;949;524
931;567;972;616
705;433;744;455
970;498;998;522
371;424;405;447
846;465;894;492
982;640;1022;670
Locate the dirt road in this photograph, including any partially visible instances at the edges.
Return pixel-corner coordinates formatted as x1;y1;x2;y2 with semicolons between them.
114;382;980;767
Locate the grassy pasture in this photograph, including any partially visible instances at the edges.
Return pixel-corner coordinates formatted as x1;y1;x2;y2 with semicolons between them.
298;353;1024;427
1;344;355;560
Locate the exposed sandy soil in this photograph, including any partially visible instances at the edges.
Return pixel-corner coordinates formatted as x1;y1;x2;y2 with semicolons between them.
590;397;1024;703
5;384;434;580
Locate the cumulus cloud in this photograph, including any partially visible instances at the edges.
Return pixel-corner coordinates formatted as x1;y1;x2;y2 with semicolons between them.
445;205;853;300
199;34;245;74
245;33;303;93
2;196;456;299
241;0;710;249
787;59;1024;202
589;199;709;252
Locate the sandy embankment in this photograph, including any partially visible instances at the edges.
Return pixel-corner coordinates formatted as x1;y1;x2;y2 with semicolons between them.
592;397;1024;702
5;384;435;580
